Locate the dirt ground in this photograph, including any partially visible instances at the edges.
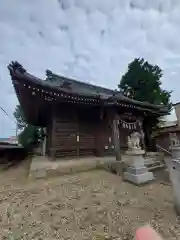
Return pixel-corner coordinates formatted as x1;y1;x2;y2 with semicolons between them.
0;160;179;240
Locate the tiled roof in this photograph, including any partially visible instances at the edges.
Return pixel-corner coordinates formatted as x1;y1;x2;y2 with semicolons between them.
159;120;177;128
8;61;169;115
45;70;117;99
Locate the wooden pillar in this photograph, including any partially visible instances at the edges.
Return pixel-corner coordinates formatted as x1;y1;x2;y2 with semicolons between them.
42;127;47;156
107;109;121;160
112;114;124;177
112;117;121;161
94;121;104;157
94;107;105;157
75;109;79;157
50;106;56;161
138;119;146;151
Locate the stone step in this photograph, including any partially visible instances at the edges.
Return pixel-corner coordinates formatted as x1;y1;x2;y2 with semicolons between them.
144;157;161;165
122;152;165;171
149;163;165;171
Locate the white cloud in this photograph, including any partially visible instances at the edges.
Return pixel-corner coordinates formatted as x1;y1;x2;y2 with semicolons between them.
0;0;180;137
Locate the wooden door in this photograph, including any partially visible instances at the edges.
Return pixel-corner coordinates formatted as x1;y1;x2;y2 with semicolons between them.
78;122;95;157
54;119;78;158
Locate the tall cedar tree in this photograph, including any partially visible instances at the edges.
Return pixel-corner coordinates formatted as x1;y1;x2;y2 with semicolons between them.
118;58;172;147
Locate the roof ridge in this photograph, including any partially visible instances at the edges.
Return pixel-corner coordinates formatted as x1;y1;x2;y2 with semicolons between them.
45;70;117;94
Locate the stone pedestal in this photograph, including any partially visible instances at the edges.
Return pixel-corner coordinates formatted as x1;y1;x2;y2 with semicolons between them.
170;146;180;159
168;159;180;215
124;149;155;185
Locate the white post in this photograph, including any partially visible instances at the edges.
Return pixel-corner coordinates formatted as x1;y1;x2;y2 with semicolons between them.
169;159;180;214
167;133;180;214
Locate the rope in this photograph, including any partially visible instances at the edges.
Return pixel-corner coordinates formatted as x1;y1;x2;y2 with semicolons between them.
0;106;16;125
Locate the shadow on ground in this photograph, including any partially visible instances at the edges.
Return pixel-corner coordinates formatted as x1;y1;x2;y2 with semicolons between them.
0;148;28;171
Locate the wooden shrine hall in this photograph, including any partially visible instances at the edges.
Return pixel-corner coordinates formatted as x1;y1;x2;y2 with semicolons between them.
8;61;169;160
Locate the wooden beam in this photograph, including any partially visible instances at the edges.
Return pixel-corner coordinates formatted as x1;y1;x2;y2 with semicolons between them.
42;127;47;156
49;105;56;161
112;116;124;178
138;119;146;151
112;118;121;161
107;109;121;160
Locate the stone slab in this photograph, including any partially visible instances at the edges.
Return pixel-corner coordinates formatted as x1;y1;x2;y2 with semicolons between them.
126;166;148;175
124;171;155;185
171;146;180;159
170;146;180;150
146;152;163;157
126;149;145;156
28;156;119;180
29;169;47;179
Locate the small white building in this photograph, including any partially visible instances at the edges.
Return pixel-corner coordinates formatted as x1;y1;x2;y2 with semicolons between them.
0;136;18;145
8;136;18;145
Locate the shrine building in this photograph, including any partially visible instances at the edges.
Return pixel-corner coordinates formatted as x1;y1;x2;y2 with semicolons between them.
8;61;169;160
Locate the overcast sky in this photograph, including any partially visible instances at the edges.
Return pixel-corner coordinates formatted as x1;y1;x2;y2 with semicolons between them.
0;0;179;137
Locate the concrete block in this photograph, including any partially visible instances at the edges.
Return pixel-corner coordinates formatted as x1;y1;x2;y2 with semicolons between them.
169;159;180;214
124;171;154;185
171;146;180;159
29;169;47;180
124;149;155;185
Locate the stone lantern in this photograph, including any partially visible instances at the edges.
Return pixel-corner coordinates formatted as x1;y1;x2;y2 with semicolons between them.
124;131;154;185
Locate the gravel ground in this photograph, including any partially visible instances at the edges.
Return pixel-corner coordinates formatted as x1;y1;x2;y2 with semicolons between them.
0;160;179;240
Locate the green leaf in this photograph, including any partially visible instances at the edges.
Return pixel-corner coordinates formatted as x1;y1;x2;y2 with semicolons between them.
14;105;44;148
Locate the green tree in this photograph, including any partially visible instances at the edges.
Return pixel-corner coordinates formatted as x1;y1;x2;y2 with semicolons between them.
118;58;172;148
14;105;44;148
14;105;27;130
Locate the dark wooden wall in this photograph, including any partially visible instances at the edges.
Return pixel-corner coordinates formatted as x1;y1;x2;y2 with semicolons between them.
155;132;170;151
47;105;112;158
49;107;78;158
46;104;142;159
155;130;180;154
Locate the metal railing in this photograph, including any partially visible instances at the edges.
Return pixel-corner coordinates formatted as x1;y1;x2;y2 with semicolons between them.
156;144;172;155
